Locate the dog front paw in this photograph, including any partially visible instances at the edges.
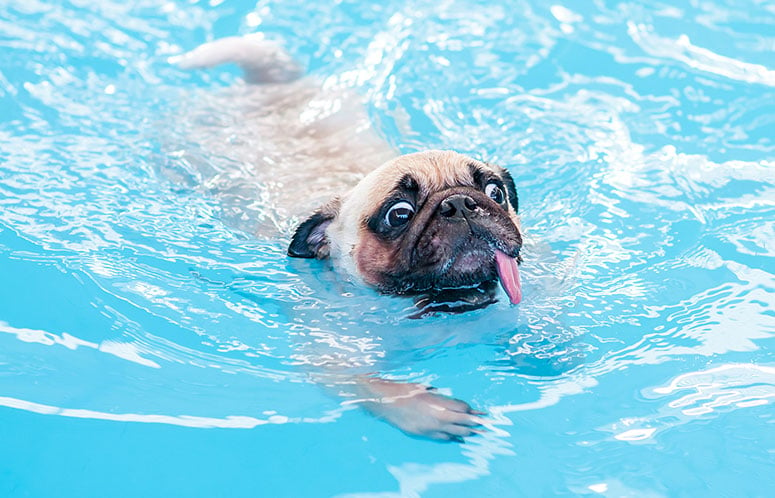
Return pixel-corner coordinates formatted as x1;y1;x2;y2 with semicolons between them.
358;379;486;442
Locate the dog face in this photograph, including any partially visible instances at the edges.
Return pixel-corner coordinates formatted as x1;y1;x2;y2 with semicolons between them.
289;150;523;304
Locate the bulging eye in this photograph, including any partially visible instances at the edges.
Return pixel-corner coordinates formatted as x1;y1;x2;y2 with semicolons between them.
385;201;415;227
485;182;505;204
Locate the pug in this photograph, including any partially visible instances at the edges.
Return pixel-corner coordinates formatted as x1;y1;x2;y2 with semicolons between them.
173;36;524;441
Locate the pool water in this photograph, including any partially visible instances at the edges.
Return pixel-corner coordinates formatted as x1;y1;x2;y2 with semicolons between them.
1;0;773;496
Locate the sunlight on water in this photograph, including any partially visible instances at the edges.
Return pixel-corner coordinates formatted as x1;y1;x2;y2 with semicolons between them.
0;0;773;496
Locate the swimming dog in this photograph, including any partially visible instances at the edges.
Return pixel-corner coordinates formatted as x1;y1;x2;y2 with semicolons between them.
172;35;523;441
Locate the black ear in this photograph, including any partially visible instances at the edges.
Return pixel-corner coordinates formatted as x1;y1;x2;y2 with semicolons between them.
288;199;340;259
499;167;519;213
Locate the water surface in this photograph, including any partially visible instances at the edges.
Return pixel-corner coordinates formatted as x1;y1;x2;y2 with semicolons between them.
1;0;773;496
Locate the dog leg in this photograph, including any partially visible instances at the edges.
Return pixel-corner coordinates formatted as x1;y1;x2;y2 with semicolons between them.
170;35;304;84
337;376;488;442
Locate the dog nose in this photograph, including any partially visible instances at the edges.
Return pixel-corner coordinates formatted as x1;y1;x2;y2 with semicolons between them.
439;194;478;218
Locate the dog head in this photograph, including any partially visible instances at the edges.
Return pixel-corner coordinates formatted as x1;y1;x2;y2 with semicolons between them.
289;150;523;305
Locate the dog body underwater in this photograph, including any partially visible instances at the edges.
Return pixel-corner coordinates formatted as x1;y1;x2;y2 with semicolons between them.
173;35;525;440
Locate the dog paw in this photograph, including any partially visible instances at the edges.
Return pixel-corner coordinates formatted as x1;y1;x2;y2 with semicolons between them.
359;379;486;442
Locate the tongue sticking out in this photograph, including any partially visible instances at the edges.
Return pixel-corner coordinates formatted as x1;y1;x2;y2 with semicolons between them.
495;250;522;304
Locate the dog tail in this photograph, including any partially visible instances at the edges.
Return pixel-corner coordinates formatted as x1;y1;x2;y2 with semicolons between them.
169;35;303;84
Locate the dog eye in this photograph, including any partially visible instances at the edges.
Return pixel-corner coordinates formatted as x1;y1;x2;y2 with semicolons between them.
485;182;505;204
385;201;415;227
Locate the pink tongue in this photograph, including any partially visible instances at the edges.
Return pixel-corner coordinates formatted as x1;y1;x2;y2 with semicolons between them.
495;250;522;304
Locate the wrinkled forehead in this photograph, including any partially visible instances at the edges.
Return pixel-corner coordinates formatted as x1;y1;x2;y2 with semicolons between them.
364;151;491;201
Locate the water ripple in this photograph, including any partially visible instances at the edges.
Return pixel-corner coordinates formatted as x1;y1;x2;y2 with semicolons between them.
628;22;775;87
606;364;775;443
0;0;773;494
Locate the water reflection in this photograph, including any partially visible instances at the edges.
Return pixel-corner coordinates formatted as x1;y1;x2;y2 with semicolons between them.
605;364;775;443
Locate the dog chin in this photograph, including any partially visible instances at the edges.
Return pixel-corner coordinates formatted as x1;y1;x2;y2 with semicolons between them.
409;280;500;318
379;247;501;295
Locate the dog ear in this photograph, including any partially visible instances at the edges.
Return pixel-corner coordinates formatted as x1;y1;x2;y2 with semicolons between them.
288;198;341;259
499;167;519;213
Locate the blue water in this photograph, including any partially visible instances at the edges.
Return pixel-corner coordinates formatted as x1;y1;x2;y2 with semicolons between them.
1;0;773;496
